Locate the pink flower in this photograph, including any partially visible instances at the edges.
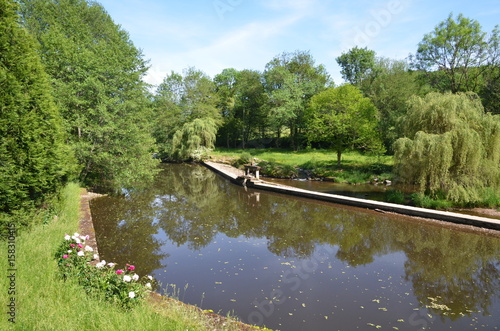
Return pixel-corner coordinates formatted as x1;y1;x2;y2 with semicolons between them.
63;255;69;259
127;265;135;271
70;244;76;248
116;269;124;275
77;243;84;248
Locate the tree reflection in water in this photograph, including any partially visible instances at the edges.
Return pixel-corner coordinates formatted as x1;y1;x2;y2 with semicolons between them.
91;163;500;323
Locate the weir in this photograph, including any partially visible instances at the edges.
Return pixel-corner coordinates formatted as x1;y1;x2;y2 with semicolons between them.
203;161;500;231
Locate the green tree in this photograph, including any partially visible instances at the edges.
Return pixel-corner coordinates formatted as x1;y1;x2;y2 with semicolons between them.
214;68;240;148
394;92;500;203
264;50;330;149
0;0;75;214
336;46;376;86
362;58;430;151
19;0;158;191
215;69;268;148
411;13;499;93
153;68;220;160
306;85;384;165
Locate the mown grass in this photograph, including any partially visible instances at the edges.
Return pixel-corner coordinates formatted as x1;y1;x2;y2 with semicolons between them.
210;148;394;184
0;183;259;331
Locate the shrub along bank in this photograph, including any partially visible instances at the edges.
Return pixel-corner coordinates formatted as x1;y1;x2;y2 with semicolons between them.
0;183;268;331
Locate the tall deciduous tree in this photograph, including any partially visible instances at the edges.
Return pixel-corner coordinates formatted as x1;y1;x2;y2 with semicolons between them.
336;46;376;86
264;50;330;149
362;58;430;151
411;13;499;94
0;0;75;214
306;85;384;165
394;92;500;203
153;68;220;160
19;0;158;191
215;69;268;148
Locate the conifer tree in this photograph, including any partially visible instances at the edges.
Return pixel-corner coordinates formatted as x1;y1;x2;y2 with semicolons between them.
0;0;74;213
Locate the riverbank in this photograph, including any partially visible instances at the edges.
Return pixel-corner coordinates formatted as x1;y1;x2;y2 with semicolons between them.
0;183;267;331
203;161;500;232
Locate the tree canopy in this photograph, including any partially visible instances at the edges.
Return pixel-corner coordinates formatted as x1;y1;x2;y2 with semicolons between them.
306;85;384;165
19;0;159;191
336;46;376;86
0;0;75;213
264;50;330;149
411;13;500;94
153;68;220;160
394;92;500;203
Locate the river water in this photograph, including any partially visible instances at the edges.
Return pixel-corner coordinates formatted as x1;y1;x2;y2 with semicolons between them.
91;163;500;330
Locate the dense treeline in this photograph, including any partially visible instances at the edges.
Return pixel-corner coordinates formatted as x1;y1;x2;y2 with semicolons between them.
1;0;159;235
1;0;500;237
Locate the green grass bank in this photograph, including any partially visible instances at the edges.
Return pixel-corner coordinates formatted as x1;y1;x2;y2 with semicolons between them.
0;183;264;331
209;148;500;211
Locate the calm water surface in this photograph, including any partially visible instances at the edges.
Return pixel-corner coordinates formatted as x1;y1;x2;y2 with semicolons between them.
91;164;500;331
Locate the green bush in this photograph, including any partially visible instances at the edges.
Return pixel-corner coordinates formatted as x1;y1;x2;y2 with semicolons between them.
386;190;406;204
55;232;154;310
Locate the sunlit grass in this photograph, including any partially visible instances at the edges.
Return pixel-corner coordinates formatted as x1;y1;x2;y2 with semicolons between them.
211;148;394;183
0;183;257;331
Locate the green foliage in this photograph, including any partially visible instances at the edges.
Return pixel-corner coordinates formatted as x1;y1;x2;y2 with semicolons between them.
258;160;298;178
0;0;75;214
394;92;500;204
171;118;218;161
306;85;385;165
264;50;330;149
215;69;269;148
153;68;220;160
336;46;377;86
385;190;406;204
361;58;431;151
55;233;153;310
411;13;499;93
410;192;453;209
19;0;159;191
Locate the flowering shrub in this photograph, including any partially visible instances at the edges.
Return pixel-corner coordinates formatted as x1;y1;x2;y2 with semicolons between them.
55;232;154;309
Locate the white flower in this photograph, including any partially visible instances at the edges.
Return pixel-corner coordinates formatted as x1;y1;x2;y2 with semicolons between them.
145;283;152;289
132;274;139;281
74;238;81;244
77;251;85;257
80;235;87;241
93;254;99;260
85;245;93;252
64;235;71;241
147;275;153;280
128;291;135;299
73;232;80;238
67;250;72;253
96;261;106;269
123;275;132;282
107;262;116;268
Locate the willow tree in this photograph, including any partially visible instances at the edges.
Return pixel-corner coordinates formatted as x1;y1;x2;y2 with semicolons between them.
394;92;500;203
153;68;220;160
0;0;75;215
171;118;218;161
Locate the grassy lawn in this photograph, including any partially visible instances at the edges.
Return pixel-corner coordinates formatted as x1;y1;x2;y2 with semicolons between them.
210;148;394;184
0;183;262;331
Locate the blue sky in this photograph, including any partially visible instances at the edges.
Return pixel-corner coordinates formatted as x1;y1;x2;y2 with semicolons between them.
97;0;499;87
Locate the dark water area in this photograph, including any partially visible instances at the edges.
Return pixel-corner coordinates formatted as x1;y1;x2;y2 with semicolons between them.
264;177;392;201
91;163;500;331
